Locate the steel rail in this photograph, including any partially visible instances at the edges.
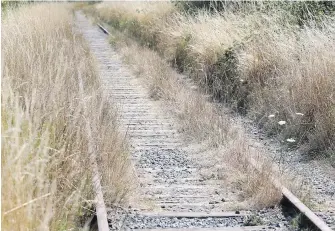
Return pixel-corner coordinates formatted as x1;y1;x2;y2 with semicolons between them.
281;187;332;231
248;158;332;231
78;74;109;231
97;23;110;35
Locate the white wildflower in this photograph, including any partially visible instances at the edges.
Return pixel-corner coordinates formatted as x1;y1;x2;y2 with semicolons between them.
295;113;304;116
286;138;296;143
268;114;275;118
278;121;286;125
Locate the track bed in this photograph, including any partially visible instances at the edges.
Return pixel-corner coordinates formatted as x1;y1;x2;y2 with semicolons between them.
76;12;334;231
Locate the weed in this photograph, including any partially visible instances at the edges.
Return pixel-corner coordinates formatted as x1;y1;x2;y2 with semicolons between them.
244;215;263;226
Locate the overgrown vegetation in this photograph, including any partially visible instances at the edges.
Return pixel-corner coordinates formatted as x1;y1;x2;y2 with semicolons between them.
81;1;335;161
99;25;309;209
2;4;130;230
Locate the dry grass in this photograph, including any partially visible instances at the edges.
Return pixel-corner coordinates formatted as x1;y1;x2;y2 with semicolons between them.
2;4;130;230
106;29;290;209
86;2;335;159
238;18;335;155
82;2;174;48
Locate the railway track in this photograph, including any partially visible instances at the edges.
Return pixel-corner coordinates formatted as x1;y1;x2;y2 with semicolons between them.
75;13;334;231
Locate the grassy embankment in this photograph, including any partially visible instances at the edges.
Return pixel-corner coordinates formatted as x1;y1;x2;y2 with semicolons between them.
79;2;318;209
2;4;130;230
83;2;335;163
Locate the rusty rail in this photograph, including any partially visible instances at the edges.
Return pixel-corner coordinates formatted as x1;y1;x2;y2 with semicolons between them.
78;74;109;231
282;187;332;231
248;157;332;231
97;23;110;35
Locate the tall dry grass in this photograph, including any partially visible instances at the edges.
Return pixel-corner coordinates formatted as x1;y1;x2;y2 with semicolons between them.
2;4;130;230
106;29;288;209
84;2;175;48
238;17;335;156
84;2;335;159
